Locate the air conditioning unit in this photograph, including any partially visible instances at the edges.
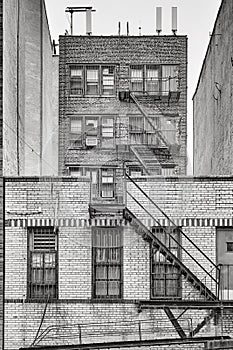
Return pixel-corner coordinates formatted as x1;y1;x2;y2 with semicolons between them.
86;137;98;146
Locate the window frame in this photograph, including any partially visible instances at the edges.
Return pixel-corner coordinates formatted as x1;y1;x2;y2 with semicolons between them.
150;227;181;299
130;64;179;95
27;227;58;301
92;227;123;299
69;65;116;97
100;168;115;198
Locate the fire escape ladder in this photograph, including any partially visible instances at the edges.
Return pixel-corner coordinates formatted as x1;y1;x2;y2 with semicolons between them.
124;173;220;301
163;307;186;339
130;92;169;147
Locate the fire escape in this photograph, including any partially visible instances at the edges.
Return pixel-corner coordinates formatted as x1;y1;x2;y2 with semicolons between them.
88;73;232;346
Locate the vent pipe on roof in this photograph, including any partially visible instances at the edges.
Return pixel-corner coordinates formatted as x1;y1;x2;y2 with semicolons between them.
156;7;162;35
127;22;129;36
139;26;141;36
172;7;177;35
86;8;92;35
118;22;121;35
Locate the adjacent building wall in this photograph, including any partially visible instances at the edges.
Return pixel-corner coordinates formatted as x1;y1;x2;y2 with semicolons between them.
4;176;233;349
193;0;233;175
3;0;58;176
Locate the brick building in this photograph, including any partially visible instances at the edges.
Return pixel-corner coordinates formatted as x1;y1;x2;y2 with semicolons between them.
3;175;233;349
59;34;187;181
2;2;233;350
193;0;233;175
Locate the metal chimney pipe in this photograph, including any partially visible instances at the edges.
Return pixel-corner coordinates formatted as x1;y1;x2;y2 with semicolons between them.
127;21;129;36
156;7;162;35
118;21;121;36
86;8;92;35
172;7;177;35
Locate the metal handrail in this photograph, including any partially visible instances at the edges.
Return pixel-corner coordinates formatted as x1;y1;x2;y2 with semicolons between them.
125;172;219;272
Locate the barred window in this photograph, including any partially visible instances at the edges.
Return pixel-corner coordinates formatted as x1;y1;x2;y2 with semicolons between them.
92;227;122;299
151;227;181;299
28;227;58;300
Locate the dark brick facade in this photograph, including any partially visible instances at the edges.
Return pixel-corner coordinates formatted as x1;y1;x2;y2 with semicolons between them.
59;35;187;175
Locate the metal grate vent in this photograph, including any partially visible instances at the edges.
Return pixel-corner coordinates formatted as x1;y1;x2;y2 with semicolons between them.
31;227;56;251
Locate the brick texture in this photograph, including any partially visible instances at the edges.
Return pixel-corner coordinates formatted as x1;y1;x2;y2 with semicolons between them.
59;35;187;175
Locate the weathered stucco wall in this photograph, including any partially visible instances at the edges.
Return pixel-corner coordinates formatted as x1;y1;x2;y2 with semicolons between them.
193;0;233;175
3;0;58;176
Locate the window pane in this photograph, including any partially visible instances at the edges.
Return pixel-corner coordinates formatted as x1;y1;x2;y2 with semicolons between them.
70;119;82;134
131;67;143;91
96;281;107;296
86;68;99;95
102;66;115;95
108;281;120;296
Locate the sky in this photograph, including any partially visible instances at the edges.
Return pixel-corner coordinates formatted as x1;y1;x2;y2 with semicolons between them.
44;0;221;174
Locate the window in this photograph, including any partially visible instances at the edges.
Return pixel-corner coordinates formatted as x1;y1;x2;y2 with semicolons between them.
101;168;114;198
70;65;115;96
92;227;122;299
130;64;179;95
86;67;99;95
102;116;114;148
102;66;115;95
70;66;83;95
146;65;160;93
129;116;144;144
162;65;178;94
151;227;181;298
130;66;143;92
70;118;82;148
28;227;58;300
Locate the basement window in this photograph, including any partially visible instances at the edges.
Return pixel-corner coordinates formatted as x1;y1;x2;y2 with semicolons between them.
92;227;122;299
151;227;181;299
28;227;58;300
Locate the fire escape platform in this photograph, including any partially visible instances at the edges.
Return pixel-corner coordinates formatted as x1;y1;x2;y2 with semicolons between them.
89;203;126;218
19;336;231;350
137;299;233;309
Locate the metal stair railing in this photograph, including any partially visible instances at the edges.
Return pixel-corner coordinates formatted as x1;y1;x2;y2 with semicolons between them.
130;92;169;148
125;172;220;299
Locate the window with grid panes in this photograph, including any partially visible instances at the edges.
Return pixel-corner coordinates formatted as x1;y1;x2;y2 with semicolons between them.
130;66;143;92
101;168;114;198
70;118;82;148
86;67;99;95
151;227;181;298
130;64;179;95
28;227;58;300
162;65;178;94
146;65;160;93
70;66;83;95
102;66;115;95
92;227;122;299
129;116;144;144
101;116;114;148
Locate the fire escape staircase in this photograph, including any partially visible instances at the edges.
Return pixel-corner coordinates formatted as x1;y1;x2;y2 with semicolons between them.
129;92;177;174
123;173;221;338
